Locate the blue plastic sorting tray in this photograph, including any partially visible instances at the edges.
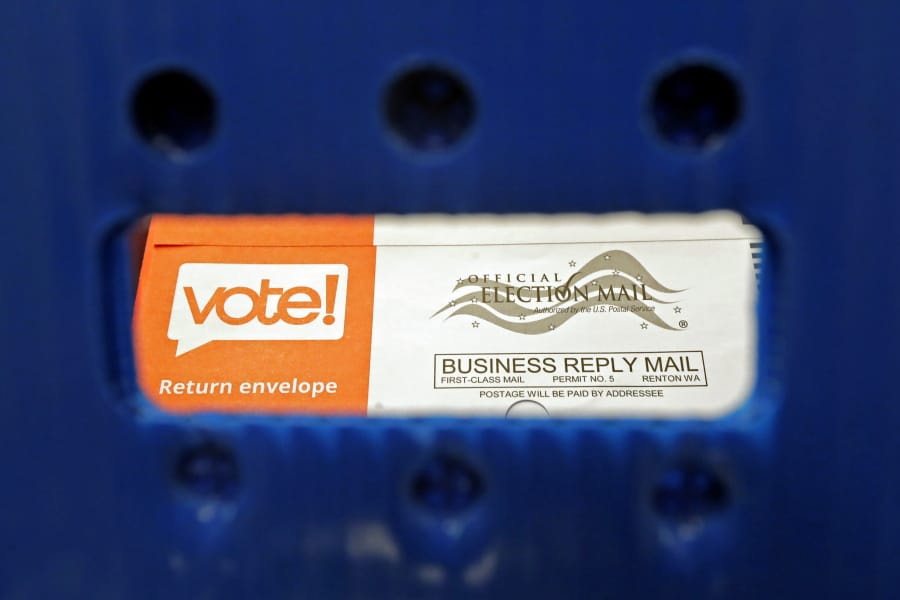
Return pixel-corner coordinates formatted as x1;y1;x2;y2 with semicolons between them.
0;2;898;599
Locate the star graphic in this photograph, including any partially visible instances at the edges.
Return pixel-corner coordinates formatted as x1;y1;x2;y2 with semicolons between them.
613;268;620;275
636;274;643;281
674;306;682;313
519;314;526;320
604;254;610;260
471;298;478;303
568;260;577;267
456;278;464;284
640;322;649;329
472;321;480;328
548;324;556;330
591;280;598;286
449;300;456;306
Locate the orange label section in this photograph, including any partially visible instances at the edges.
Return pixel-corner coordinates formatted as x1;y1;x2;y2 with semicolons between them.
133;215;376;414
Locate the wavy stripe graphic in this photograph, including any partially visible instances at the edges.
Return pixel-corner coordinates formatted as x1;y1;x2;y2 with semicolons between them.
444;297;681;334
434;250;684;333
451;250;683;294
432;273;676;319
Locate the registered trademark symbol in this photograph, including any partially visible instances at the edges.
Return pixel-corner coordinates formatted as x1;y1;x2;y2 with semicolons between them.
678;320;688;329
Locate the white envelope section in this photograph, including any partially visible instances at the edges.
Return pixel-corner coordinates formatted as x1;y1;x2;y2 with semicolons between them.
367;211;760;418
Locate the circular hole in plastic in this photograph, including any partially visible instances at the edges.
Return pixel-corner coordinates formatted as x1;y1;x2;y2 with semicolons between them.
652;463;729;521
131;68;218;156
384;64;476;152
649;62;742;151
173;441;239;500
410;452;485;514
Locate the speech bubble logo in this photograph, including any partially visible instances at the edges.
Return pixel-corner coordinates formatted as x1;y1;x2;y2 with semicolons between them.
167;263;348;356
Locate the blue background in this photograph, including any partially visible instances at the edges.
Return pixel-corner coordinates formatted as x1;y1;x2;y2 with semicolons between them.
0;2;898;598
